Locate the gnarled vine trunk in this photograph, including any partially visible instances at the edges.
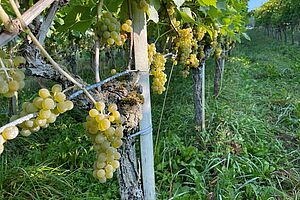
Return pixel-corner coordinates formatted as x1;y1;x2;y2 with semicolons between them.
192;63;205;130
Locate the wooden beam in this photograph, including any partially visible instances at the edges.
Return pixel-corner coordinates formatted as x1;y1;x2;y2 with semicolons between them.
0;0;55;47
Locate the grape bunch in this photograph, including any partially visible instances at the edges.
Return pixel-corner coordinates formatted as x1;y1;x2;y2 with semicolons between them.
16;84;74;137
174;28;197;65
150;52;167;94
148;43;156;66
0;69;25;97
0;53;26;98
194;26;207;41
83;101;124;183
96;11;132;47
0;126;19;155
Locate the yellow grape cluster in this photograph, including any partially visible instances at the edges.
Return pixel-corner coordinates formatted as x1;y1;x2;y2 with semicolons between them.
195;26;207;41
84;101;123;183
0;53;26;97
96;11;132;46
174;28;198;65
16;84;73;137
167;4;180;28
0;126;19;155
148;43;156;66
0;69;25;97
150;53;167;94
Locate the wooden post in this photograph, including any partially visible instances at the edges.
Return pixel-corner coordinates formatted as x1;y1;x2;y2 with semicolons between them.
133;3;156;200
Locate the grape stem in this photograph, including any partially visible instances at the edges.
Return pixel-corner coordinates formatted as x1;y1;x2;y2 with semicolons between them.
0;58;12;80
8;0;97;105
0;113;37;133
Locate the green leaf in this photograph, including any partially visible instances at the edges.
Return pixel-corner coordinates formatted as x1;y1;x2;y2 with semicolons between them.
104;0;124;13
242;32;251;41
217;0;227;10
148;0;160;23
179;8;195;23
174;0;185;8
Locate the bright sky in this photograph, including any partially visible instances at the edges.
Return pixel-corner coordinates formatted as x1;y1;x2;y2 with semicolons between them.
248;0;269;11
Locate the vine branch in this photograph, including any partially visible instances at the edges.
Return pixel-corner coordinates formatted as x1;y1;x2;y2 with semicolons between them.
0;113;37;133
8;0;97;105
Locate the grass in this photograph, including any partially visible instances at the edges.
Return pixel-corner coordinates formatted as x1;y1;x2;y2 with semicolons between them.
0;30;300;199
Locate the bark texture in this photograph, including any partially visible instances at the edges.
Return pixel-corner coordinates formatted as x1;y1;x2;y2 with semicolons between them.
192;66;204;129
214;55;225;97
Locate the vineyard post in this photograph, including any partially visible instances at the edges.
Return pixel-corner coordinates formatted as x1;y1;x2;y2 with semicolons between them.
133;3;156;200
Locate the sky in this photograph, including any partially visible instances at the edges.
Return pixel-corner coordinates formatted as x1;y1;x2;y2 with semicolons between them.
248;0;269;11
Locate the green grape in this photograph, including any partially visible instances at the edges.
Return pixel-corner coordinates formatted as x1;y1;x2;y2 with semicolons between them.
33;97;44;109
100;24;108;31
54;92;66;102
51;84;62;94
24;120;34;128
39;88;51;98
97;153;107;162
108;104;118;112
107;38;115;45
34;118;47;127
105;127;115;137
115;126;123;138
98;176;107;183
105;171;113;179
39;109;51;119
96;169;106;178
103;31;110;39
12;70;25;81
112;111;120;120
95;114;105;123
56;102;68;113
110;31;119;40
126;19;132;26
108;24;116;32
105;164;114;173
8;80;20;91
89;109;99;118
96;161;106;169
0;135;6;145
108;116;115;122
42;98;55;110
95;134;105;144
95;101;105;111
112;138;123;148
65;100;74;110
0;81;9;94
26;103;38;113
12;56;26;67
2;126;19;140
114;151;121;160
47;113;57;124
20;129;31;137
111;160;120;169
30;125;40;133
98;119;111;131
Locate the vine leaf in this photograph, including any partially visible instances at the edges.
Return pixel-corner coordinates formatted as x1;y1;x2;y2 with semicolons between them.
179;8;195;23
173;0;185;8
148;0;160;23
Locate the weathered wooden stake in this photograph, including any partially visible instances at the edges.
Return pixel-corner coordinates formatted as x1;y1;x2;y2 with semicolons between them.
133;3;156;200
